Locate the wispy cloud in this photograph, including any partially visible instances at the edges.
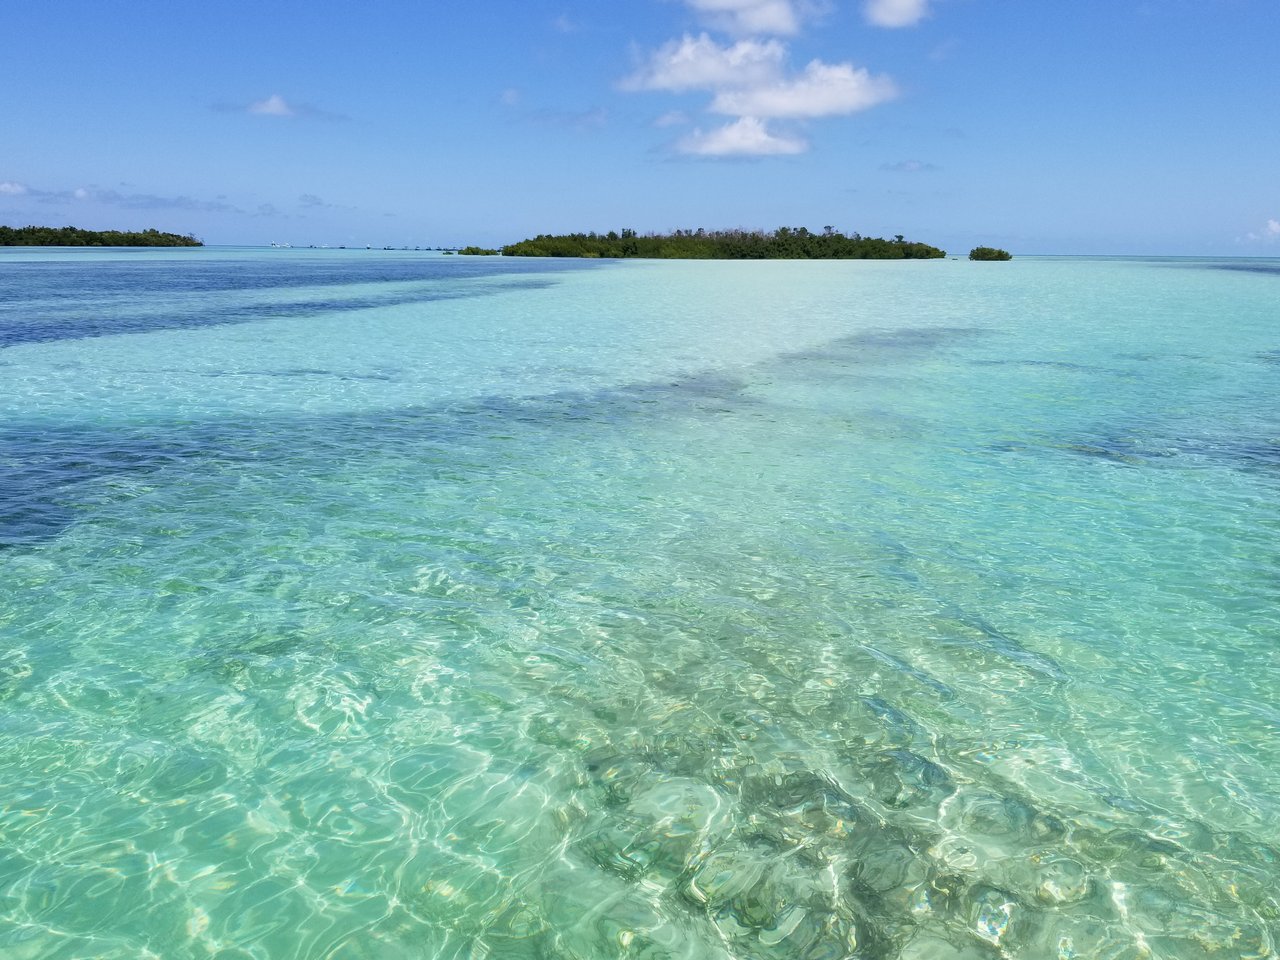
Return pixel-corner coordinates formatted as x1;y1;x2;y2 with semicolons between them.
85;188;242;212
654;110;692;127
530;106;609;131
293;193;355;215
501;91;607;132
881;159;938;172
623;34;786;92
678;116;807;155
0;179;242;212
1244;218;1280;242
681;0;811;36
249;93;294;117
711;60;896;117
863;0;931;28
212;94;348;121
929;37;959;61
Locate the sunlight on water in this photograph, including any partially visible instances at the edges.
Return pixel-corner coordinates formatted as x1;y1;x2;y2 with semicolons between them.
1;249;1277;958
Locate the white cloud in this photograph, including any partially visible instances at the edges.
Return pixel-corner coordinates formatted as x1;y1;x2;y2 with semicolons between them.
0;181;28;195
864;0;930;28
623;4;898;158
624;33;785;92
682;0;806;36
249;94;295;117
711;60;896;117
1246;218;1280;242
678;116;807;155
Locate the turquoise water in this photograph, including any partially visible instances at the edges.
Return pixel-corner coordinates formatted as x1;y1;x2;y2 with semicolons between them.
1;247;1277;959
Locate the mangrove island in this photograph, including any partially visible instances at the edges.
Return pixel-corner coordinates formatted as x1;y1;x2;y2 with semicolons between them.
969;246;1012;261
0;225;202;247
498;227;945;260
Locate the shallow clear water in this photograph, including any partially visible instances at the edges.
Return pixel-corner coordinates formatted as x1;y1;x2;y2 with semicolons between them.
1;247;1277;959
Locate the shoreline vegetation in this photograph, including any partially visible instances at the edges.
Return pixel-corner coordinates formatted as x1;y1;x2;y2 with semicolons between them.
489;227;946;260
0;225;202;247
969;245;1013;260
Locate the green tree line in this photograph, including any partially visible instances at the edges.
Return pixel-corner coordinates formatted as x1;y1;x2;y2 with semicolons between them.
500;227;945;260
0;225;202;247
969;246;1012;261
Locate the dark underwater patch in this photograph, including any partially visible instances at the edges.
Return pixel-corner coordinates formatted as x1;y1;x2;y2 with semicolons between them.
993;431;1280;476
0;251;594;298
203;367;400;382
1057;440;1165;466
777;326;988;368
0;277;561;349
969;358;1100;373
0;368;756;548
1205;262;1280;277
0;424;239;548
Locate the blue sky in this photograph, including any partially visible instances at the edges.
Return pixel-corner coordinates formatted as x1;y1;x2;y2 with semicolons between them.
2;0;1277;254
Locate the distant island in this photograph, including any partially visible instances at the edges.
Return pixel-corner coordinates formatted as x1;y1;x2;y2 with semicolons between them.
0;225;202;247
494;227;945;260
969;246;1012;261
